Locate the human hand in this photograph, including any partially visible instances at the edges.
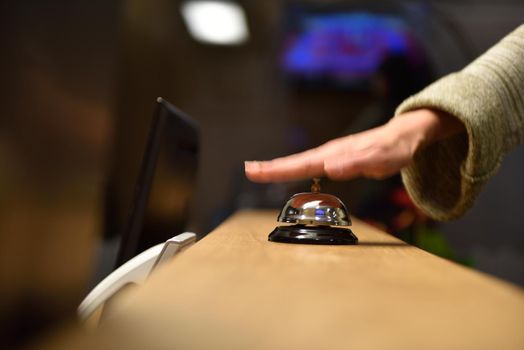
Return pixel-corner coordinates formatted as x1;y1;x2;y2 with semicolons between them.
245;108;464;182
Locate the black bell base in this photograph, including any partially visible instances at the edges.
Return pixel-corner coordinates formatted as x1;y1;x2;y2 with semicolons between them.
268;224;358;245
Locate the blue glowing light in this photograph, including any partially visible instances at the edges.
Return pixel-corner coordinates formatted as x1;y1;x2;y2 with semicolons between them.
315;208;325;216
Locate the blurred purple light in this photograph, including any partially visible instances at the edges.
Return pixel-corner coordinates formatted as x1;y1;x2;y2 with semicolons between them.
282;12;419;82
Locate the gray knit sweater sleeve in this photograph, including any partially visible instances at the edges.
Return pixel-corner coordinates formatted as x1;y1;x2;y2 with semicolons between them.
395;24;524;221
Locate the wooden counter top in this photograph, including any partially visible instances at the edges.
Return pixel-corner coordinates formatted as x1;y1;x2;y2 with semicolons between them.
50;210;524;349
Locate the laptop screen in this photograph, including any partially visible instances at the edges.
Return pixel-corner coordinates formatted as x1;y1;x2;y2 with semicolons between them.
114;98;199;267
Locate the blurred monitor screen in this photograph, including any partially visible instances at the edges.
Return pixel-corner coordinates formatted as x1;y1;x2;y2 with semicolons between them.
280;7;422;89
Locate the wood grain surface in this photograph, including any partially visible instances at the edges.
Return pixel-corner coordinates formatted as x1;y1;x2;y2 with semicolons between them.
44;210;524;350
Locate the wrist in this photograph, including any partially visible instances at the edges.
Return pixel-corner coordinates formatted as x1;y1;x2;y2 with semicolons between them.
389;108;465;153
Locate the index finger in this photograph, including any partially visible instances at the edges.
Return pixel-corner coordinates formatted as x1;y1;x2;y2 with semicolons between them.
245;147;328;183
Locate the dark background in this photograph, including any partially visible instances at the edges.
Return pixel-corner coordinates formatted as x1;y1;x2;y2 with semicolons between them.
1;0;523;347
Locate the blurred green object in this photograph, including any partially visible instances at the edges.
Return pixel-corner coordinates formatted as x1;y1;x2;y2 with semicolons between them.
414;226;474;267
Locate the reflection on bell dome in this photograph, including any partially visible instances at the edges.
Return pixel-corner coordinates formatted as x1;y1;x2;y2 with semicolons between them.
277;192;351;227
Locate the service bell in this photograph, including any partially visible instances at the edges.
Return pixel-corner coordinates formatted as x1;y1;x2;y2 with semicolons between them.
268;178;358;245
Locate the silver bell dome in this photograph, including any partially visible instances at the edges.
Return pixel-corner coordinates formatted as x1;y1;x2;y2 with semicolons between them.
277;179;351;227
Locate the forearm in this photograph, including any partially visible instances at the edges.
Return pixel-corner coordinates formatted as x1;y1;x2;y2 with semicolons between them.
393;24;524;220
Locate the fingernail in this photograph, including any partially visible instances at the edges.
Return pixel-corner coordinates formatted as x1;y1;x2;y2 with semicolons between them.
244;161;260;172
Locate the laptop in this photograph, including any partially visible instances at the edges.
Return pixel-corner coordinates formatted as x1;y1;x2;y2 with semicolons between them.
113;97;199;267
